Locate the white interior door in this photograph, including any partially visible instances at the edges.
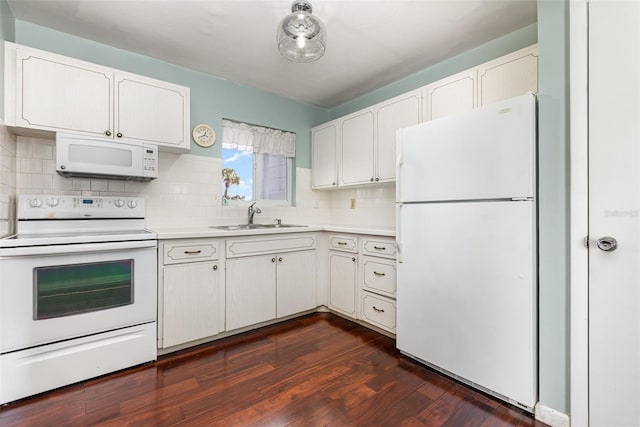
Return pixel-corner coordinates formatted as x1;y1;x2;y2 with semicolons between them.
589;1;640;425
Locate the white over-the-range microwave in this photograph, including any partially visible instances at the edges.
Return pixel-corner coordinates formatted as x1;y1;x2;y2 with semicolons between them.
56;133;158;181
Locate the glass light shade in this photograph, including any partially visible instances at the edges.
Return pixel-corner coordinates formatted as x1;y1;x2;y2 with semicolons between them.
276;0;326;63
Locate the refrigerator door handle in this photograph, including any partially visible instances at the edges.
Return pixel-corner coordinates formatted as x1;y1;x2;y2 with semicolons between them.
396;130;404;202
396;203;403;263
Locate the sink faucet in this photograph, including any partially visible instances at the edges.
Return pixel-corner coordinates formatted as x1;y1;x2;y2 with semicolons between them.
248;202;262;224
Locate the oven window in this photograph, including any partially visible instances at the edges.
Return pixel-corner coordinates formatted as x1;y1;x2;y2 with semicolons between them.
34;260;134;320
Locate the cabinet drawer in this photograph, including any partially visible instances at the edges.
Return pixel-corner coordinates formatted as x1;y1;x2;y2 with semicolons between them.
361;293;396;333
226;234;316;258
362;257;396;298
362;238;397;259
163;240;219;265
329;235;358;253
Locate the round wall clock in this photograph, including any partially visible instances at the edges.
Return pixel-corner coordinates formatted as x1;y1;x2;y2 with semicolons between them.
192;124;216;147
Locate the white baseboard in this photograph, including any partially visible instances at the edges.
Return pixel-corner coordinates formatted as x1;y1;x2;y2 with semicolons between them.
535;403;571;427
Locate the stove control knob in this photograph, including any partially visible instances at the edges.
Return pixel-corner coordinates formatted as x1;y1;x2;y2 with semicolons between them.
127;200;138;209
46;197;60;207
114;199;126;208
29;198;42;208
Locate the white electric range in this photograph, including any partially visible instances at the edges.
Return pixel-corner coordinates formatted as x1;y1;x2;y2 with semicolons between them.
0;194;158;404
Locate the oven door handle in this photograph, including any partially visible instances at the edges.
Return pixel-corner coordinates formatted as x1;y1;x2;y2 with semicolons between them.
0;240;157;257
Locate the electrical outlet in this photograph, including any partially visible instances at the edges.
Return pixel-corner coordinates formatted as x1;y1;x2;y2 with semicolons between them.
350;198;356;209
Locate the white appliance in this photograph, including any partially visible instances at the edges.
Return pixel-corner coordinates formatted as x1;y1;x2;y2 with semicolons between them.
395;92;537;411
56;132;158;181
0;195;157;404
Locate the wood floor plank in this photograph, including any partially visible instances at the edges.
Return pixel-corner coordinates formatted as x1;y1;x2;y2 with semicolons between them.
0;313;547;427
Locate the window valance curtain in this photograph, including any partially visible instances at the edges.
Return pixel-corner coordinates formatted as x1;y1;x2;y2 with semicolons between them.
221;119;296;158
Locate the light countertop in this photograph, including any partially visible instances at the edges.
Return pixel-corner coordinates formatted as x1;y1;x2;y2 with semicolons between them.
152;224;395;240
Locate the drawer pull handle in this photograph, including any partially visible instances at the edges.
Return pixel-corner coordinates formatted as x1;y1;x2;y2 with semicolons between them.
373;271;386;276
337;241;348;246
184;250;202;254
373;246;386;250
373;306;385;313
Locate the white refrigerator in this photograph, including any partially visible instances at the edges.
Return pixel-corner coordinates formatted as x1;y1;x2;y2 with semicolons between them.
395;92;537;411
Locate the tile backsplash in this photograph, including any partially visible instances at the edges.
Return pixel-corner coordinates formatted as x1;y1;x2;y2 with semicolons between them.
0;126;17;237
0;129;396;233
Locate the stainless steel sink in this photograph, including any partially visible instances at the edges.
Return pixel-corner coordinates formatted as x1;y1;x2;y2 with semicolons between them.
209;224;307;231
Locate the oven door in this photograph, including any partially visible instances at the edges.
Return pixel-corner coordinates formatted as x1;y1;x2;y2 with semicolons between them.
0;240;157;353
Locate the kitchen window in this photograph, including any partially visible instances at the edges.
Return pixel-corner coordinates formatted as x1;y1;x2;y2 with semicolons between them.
221;119;295;206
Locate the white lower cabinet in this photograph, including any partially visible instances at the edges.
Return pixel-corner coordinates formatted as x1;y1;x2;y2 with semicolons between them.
277;250;317;318
158;231;397;352
329;251;358;317
225;234;318;331
358;237;398;334
226;255;277;331
162;262;221;348
158;239;223;349
361;293;397;332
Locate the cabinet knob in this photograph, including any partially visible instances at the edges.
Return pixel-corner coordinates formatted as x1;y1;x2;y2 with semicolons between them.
332;182;336;186
213;265;218;271
272;257;276;263
116;132;123;138
105;130;112;136
278;257;283;262
352;257;356;262
370;177;374;182
375;177;379;182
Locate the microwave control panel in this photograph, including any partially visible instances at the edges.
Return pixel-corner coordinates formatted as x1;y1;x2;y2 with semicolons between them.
142;145;158;178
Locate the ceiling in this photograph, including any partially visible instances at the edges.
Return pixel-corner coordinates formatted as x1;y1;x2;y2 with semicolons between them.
7;0;537;109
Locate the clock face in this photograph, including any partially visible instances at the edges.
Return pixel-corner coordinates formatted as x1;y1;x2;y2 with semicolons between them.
192;124;216;147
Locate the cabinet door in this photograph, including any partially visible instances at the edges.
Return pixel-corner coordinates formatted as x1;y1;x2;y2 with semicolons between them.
114;72;190;150
376;92;421;182
477;45;539;106
162;262;221;348
423;69;477;121
277;250;317;318
340;111;375;186
226;255;276;331
311;122;338;189
16;47;113;136
329;251;357;318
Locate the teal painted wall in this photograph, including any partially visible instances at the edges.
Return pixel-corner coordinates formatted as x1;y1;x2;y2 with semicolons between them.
0;0;13;42
329;23;537;118
12;20;328;169
537;0;569;414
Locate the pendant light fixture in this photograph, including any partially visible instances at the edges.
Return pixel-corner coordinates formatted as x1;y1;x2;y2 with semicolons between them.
276;0;326;63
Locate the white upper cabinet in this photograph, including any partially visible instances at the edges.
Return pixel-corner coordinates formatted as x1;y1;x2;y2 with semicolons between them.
376;91;422;182
310;44;537;189
311;120;338;189
5;42;190;151
477;45;539;106
114;72;190;149
340;110;375;186
423;69;477;121
13;46;113;137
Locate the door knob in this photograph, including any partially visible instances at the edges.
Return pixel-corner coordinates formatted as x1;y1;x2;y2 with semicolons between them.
597;236;618;252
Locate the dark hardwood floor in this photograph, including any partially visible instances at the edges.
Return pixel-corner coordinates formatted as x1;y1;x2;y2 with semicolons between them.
0;313;547;426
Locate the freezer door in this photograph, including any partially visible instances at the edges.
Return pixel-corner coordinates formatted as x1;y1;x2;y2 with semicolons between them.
396;201;537;408
396;93;536;203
